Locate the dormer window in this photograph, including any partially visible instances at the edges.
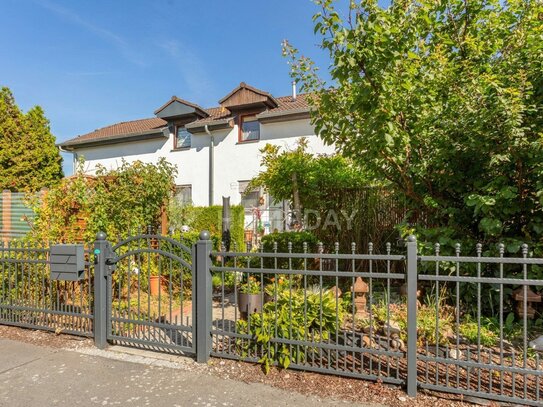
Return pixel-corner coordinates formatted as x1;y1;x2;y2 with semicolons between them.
239;115;260;142
175;126;191;149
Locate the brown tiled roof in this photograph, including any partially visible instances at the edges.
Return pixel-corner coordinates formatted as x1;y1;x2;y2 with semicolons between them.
274;93;310;112
60;92;310;148
61;117;167;147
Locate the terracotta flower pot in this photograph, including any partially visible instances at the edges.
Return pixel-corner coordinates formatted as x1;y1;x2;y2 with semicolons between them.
150;276;166;296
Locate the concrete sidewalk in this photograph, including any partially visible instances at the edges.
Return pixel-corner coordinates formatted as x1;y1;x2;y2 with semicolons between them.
0;339;378;407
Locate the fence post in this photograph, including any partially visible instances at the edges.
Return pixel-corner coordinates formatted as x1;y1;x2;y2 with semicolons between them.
195;230;212;363
94;231;109;349
406;235;418;397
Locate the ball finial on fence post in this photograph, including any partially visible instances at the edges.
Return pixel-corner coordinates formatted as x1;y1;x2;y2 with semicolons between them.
199;230;210;241
96;231;106;241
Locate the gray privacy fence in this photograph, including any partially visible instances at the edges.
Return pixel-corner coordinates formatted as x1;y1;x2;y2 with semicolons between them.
0;232;542;406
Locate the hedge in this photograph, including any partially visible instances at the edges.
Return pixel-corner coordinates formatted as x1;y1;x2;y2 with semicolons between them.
182;205;245;251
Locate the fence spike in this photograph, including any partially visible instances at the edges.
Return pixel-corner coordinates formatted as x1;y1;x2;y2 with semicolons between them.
522;243;528;257
386;242;391;254
435;242;440;255
351;242;356;253
287;241;292;253
476;243;482;255
368;242;373;254
273;241;278;253
334;242;339;253
455;243;461;255
302;241;308;253
317;242;323;254
498;243;505;256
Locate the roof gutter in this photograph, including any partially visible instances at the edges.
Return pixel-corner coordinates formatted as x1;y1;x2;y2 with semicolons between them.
186;118;234;134
256;107;311;124
58;127;168;150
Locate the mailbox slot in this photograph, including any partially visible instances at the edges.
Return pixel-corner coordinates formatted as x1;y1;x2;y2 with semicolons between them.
50;244;85;281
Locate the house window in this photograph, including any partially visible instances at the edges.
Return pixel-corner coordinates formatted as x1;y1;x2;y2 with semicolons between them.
239;181;260;211
175;127;191;149
239;115;260;142
174;185;192;206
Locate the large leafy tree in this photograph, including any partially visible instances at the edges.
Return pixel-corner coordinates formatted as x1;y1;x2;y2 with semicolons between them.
0;87;63;191
285;0;543;248
249;139;404;250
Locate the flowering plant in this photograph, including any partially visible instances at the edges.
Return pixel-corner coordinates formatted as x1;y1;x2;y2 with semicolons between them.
239;276;261;294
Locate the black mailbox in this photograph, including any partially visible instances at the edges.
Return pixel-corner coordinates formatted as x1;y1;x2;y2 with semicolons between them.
50;244;85;281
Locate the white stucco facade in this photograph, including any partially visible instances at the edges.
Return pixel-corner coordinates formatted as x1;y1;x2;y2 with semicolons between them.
74;118;334;208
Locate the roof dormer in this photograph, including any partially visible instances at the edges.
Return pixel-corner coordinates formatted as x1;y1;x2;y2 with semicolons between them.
219;82;278;112
154;96;209;120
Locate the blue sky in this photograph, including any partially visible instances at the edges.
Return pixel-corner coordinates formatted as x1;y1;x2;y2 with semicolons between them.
0;0;356;175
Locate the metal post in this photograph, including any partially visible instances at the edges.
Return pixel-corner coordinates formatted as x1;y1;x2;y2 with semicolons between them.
406;235;418;397
94;231;109;349
195;230;212;363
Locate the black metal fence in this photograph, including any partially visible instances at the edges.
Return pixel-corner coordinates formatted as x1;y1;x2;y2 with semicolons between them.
1;233;542;406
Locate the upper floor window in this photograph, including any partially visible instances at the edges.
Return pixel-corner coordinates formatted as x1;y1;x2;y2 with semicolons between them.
239;115;260;142
175;127;191;149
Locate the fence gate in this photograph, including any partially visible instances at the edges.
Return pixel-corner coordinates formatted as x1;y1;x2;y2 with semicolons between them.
96;232;196;354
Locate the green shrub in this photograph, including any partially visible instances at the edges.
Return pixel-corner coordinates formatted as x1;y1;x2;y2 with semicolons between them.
261;231;318;253
459;317;499;347
169;204;245;251
238;282;343;373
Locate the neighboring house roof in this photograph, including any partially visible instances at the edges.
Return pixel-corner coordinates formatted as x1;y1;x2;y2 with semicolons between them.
59;86;311;149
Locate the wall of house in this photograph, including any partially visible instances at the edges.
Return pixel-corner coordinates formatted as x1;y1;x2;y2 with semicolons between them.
74;118;334;210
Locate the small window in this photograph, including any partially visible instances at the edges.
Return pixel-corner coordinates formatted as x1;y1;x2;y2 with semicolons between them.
175;127;191;149
239;115;260;142
239;181;260;211
174;185;192;206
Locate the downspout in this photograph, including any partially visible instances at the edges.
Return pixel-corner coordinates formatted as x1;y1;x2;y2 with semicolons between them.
205;125;214;206
58;146;76;175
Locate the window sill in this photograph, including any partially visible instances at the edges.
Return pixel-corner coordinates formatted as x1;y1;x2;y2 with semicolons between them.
171;147;191;152
236;139;260;145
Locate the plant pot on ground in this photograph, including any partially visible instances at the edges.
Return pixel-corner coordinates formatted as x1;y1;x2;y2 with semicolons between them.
148;261;167;297
238;276;264;319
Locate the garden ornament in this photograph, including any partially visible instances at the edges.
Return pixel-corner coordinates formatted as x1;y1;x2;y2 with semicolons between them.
512;287;541;319
529;335;543;351
351;277;369;318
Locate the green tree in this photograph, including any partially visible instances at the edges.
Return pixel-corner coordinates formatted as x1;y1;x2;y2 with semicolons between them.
0;87;63;191
284;0;543;248
249;139;403;250
29;158;177;243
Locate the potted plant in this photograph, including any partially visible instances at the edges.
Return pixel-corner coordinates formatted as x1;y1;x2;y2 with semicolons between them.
148;261;165;297
238;276;263;319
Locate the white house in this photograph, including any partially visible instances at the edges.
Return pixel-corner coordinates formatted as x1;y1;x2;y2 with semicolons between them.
59;82;334;233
